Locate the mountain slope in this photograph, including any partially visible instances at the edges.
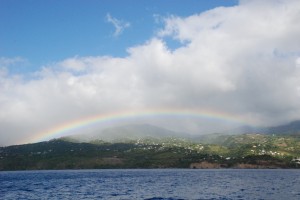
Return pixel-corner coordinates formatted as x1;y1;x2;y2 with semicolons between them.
223;120;300;136
266;120;300;135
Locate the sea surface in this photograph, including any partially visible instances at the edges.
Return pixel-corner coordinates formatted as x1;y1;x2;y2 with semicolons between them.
0;169;300;200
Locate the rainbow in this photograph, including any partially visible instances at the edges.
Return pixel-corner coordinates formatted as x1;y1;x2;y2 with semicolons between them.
25;108;255;144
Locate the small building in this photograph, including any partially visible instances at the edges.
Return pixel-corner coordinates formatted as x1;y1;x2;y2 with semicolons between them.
291;158;300;164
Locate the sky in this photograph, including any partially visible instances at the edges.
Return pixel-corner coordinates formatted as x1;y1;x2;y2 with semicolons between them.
1;0;300;146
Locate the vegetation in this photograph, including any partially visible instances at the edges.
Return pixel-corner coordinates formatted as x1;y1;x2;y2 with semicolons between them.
0;133;300;170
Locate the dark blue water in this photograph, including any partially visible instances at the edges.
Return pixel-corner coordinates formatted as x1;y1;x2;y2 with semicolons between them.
1;169;300;200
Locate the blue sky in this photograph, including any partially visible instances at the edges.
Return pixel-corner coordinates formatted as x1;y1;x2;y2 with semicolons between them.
0;0;238;73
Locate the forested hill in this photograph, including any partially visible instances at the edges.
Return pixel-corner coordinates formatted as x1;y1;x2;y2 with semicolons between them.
0;133;299;170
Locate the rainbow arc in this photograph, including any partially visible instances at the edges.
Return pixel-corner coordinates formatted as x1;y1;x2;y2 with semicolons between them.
25;108;254;144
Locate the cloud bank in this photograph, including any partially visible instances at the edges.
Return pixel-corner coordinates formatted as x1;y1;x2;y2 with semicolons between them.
1;0;300;145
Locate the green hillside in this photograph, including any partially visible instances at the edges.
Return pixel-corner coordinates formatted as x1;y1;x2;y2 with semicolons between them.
1;133;299;170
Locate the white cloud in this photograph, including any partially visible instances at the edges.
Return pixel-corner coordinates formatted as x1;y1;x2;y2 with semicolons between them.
106;13;130;37
296;57;300;66
1;0;300;145
0;57;27;69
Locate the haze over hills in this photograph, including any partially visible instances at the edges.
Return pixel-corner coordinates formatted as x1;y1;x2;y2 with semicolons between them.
67;120;300;144
70;123;188;143
225;120;300;136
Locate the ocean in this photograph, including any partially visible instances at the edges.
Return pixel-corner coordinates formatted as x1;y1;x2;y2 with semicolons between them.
1;169;300;200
